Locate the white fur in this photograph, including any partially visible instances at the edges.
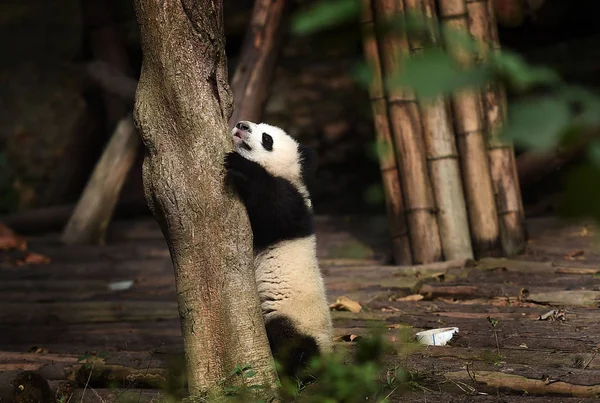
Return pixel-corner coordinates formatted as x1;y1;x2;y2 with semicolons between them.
231;122;311;206
255;236;333;353
231;121;332;353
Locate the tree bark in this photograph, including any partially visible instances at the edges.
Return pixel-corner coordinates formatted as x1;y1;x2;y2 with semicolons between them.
132;0;277;396
229;0;290;126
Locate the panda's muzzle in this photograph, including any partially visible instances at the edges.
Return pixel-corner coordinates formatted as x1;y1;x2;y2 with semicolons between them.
235;121;252;132
232;121;252;151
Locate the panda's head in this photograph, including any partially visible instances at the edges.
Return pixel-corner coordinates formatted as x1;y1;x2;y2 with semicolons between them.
231;121;316;183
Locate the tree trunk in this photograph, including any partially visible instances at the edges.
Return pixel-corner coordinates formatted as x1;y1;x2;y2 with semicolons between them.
132;0;277;396
229;0;290;126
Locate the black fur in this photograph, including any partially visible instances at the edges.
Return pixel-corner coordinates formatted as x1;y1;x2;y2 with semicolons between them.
262;133;274;151
265;316;319;380
298;145;317;184
224;151;314;252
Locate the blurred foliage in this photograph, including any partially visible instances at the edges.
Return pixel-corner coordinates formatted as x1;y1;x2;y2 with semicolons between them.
292;0;600;223
173;327;413;402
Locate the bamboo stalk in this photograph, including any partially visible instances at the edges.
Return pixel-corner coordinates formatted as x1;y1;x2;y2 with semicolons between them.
403;0;474;260
360;0;413;265
467;0;526;256
372;0;443;264
228;0;290;126
62;116;140;245
437;0;501;258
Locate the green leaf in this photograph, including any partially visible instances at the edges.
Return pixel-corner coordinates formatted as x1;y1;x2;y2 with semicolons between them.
491;52;560;90
559;164;600;223
223;386;239;396
292;0;360;35
243;370;257;378
230;364;243;376
364;183;385;206
352;62;372;88
98;351;108;359
588;141;600;168
560;85;600;127
440;25;479;54
387;49;492;98
501;96;571;152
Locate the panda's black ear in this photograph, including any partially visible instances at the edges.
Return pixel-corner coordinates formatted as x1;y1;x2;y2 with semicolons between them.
299;145;318;181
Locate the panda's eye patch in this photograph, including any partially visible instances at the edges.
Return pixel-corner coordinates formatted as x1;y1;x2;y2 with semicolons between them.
262;133;273;151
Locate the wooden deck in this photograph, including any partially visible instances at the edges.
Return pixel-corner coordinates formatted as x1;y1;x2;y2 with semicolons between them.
1;215;600;402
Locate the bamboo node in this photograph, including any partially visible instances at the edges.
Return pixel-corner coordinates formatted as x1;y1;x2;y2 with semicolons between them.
427;154;460;162
498;209;522;216
439;12;469;20
455;129;483;137
388;98;418;106
405;207;439;215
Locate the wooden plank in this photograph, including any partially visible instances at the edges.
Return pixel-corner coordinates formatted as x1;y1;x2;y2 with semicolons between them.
0;301;179;324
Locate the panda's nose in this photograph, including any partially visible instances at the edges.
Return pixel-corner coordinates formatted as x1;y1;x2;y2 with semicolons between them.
236;121;251;132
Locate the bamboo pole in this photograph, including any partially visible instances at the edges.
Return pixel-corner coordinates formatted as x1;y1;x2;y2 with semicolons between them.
372;0;443;264
360;0;413;265
403;0;474;260
467;0;526;256
228;0;290;126
62;116;139;245
437;0;501;258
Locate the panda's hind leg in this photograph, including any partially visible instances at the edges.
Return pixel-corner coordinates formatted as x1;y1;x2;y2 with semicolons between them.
265;316;319;381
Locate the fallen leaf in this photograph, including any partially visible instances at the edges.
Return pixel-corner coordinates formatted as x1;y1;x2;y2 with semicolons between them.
395;294;424;302
564;250;584;260
0;223;26;251
21;252;51;265
538;310;555;320
519;343;528;348
518;288;530;301
329;296;362;313
580;225;592;237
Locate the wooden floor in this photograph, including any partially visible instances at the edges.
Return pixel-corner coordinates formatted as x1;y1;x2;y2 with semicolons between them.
1;215;600;402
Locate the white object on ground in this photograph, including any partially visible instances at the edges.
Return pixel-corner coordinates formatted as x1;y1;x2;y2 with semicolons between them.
415;327;459;346
108;280;134;291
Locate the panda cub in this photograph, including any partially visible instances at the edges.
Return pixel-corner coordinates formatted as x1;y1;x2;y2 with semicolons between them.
224;120;332;379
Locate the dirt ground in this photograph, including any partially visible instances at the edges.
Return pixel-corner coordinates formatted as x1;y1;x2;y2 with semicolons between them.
1;215;599;402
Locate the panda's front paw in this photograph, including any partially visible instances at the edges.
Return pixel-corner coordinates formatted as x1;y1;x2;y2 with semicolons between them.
225;152;245;172
225;152;248;181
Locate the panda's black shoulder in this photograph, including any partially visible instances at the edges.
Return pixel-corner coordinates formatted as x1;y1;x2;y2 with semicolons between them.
250;174;314;251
